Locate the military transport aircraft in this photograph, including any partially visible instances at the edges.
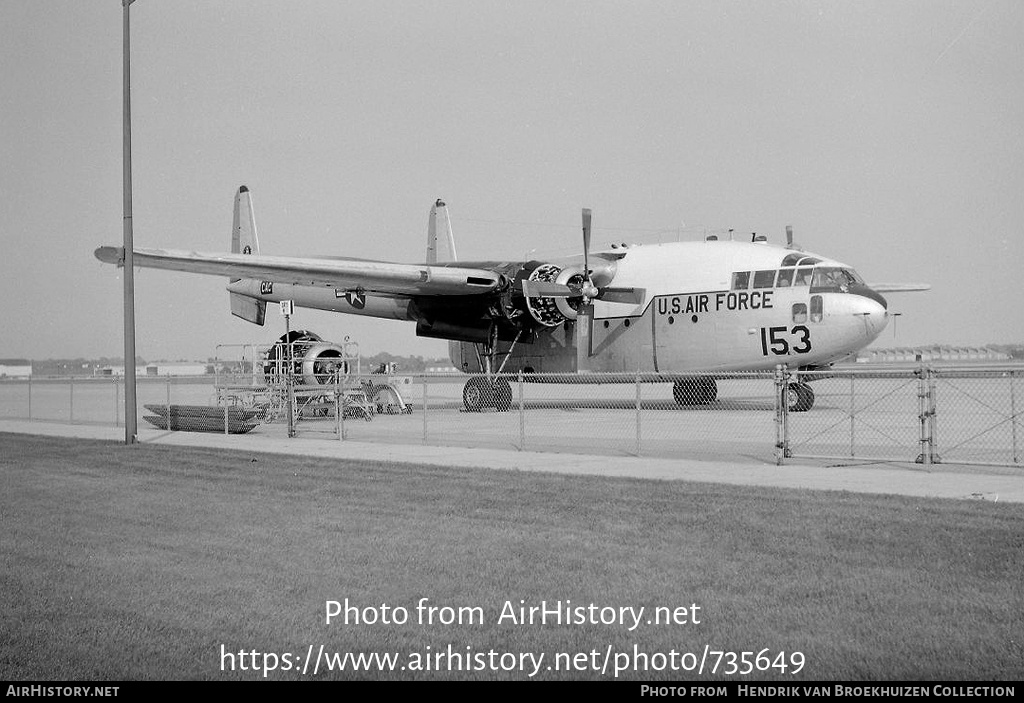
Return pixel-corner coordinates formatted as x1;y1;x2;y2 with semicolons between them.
95;186;928;412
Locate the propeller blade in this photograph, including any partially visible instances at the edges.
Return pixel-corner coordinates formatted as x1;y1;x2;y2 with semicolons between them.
576;301;594;370
598;287;646;305
582;208;592;256
521;280;579;298
581;208;599;301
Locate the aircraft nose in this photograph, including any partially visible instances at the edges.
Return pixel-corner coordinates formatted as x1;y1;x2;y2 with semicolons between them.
855;294;889;340
851;284;887;311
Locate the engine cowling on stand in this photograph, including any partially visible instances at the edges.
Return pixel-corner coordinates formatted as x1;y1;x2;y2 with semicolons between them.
263;330;350;385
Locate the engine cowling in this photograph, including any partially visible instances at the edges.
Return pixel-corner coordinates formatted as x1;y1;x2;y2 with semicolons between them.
521;263;587;327
263;330;351;385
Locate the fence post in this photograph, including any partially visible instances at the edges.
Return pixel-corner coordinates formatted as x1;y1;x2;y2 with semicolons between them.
635;372;642;456
338;380;346;441
422;376;428;443
166;375;172;431
774;364;789;465
927;367;940;463
849;374;856;458
335;377;342;441
518;371;525;450
916;365;931;465
286;372;295;438
1012;370;1019;465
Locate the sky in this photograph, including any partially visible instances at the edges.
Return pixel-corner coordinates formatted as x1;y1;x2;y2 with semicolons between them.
2;1;1022;362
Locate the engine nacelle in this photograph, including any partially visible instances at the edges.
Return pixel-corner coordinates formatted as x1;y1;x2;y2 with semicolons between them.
521;263;586;327
263;330;352;385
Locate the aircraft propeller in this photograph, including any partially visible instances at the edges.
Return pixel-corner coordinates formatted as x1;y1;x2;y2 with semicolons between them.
520;208;643;305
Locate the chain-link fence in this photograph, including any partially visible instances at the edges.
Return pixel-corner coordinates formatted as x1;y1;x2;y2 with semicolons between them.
3;366;1021;468
782;366;1023;467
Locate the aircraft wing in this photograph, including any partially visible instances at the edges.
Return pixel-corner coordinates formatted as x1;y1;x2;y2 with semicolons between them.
93;246;502;296
867;283;931;293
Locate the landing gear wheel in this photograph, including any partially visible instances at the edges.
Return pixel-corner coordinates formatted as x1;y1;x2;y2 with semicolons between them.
673;379;696;405
699;378;717;404
492;378;513;412
462;377;493;412
673;378;717;406
786;382;815;412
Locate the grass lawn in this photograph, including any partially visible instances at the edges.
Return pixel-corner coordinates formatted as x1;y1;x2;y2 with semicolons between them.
1;432;1021;680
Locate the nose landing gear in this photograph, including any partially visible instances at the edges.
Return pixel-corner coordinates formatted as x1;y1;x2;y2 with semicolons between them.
786;382;815;412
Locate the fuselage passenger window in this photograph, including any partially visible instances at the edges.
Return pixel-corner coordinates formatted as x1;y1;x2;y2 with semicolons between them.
810;295;823;323
792;303;807;323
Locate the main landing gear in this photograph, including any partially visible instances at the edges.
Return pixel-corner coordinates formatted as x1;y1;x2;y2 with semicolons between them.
785;382;815;412
462;376;513;412
673;378;717;406
461;326;521;412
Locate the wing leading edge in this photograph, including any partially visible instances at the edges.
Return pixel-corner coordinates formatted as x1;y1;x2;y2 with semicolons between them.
93;246;502;297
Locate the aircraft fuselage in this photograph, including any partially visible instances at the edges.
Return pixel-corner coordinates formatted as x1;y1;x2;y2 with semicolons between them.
227;239;889;376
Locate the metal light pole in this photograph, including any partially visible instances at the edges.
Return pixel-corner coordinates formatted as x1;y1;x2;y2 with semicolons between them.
122;0;138;444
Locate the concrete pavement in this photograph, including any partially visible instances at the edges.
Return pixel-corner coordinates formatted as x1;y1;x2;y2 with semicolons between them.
2;418;1022;503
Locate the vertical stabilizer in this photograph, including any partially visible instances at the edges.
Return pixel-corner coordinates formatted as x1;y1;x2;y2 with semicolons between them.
426;198;458;263
231;185;261;256
228;185;266;325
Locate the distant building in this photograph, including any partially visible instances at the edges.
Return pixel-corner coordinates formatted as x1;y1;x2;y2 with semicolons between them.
97;363;212;377
144;363;212;376
425;365;459;373
857;345;1011;364
0;359;32;378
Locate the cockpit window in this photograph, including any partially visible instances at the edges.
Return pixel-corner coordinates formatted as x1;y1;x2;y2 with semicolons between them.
781;254;802;267
731;271;750;290
793;268;813;286
776;268;794;287
752;270;775;288
810;267;862;292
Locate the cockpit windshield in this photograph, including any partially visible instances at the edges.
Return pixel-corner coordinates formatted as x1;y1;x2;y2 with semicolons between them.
730;265;866;293
810;267;864;292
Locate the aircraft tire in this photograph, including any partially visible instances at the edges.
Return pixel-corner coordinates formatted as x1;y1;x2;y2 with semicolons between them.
673;379;697;406
462;377;493;412
492;378;513;412
786;383;815;412
699;378;718;404
673;378;716;406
